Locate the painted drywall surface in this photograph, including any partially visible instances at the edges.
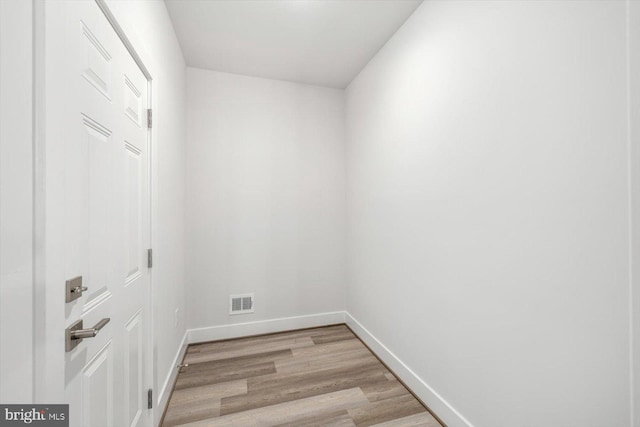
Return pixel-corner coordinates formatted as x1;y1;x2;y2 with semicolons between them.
104;0;186;413
345;1;630;426
0;0;34;404
628;1;640;425
165;0;422;88
186;67;346;329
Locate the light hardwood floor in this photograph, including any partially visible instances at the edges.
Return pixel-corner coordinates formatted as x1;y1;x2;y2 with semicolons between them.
162;324;443;427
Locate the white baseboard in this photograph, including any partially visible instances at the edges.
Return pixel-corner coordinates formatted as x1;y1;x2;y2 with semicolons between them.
156;330;188;427
344;313;473;427
187;311;346;344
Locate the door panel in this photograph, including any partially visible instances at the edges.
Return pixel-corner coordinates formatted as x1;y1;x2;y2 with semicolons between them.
125;141;143;284
124;76;142;126
124;311;143;427
81;21;112;101
82;342;114;427
43;2;151;426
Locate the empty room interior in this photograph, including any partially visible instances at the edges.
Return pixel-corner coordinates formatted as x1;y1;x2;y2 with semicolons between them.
2;0;640;426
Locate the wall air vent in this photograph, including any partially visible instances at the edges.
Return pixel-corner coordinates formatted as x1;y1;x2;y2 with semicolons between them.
230;293;254;315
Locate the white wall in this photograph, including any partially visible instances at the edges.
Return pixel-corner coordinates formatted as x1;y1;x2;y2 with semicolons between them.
628;1;640;425
104;0;186;416
345;1;631;426
0;0;34;404
185;68;345;331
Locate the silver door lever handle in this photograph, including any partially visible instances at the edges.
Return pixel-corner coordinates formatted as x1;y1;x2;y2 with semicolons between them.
70;318;110;339
66;318;110;352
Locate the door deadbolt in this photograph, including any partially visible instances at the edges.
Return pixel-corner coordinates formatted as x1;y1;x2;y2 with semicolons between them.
65;276;88;303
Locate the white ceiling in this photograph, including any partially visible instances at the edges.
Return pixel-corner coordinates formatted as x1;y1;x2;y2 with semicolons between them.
164;0;422;88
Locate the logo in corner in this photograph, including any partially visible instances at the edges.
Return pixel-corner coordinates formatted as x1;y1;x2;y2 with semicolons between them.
0;405;68;426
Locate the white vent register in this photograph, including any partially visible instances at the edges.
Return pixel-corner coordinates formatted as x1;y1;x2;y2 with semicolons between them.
230;293;254;315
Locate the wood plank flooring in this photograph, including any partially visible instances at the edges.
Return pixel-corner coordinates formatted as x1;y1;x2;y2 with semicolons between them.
162;325;442;427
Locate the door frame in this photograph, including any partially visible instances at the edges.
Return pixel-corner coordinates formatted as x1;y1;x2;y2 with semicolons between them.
0;0;35;404
32;0;158;423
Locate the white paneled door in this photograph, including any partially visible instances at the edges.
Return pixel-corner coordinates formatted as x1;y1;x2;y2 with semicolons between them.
40;1;151;426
